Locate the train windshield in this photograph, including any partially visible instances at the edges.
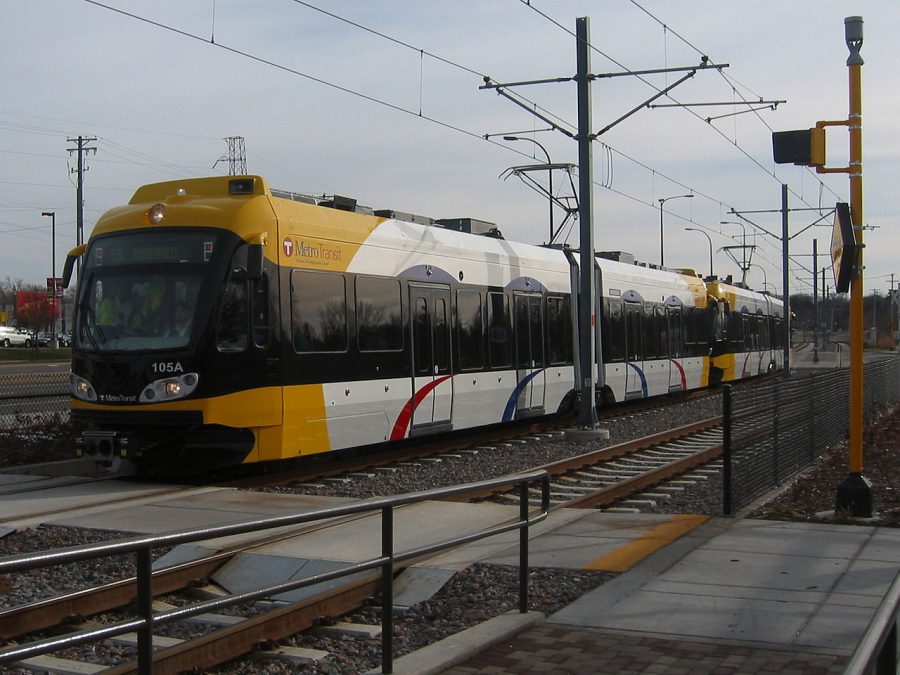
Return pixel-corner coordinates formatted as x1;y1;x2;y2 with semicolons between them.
76;231;220;352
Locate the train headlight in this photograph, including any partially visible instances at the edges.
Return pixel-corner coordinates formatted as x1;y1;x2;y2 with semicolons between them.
69;373;97;402
148;203;166;224
139;373;199;403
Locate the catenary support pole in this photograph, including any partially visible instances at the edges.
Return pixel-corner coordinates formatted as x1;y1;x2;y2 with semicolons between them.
575;17;599;429
781;184;791;378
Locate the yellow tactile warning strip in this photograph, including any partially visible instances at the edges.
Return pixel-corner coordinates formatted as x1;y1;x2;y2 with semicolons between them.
584;514;710;573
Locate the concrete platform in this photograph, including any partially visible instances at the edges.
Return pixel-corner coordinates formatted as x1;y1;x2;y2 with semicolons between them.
442;517;900;674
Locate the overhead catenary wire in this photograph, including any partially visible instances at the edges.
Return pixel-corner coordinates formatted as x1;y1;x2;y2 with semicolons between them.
624;0;842;204
72;0;823;293
517;0;842;214
77;0;746;222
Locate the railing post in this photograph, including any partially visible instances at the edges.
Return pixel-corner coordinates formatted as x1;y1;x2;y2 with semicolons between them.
875;619;896;674
722;384;733;516
381;505;394;674
519;480;529;613
136;547;153;675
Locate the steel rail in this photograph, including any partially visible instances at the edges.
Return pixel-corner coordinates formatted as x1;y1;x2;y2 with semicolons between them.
443;417;723;503
0;508;380;640
102;574;383;675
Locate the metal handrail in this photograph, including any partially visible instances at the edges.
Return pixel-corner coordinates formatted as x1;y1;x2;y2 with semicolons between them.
843;569;900;675
0;469;551;674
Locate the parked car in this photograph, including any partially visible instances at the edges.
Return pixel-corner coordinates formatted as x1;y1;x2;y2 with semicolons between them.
0;326;31;348
37;332;53;347
58;332;72;347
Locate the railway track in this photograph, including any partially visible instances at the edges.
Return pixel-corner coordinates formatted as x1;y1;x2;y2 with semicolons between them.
0;395;727;673
494;418;723;511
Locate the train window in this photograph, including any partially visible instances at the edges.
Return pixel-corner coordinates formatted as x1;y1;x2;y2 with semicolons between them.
711;303;726;344
291;270;347;352
487;292;512;368
251;275;269;348
691;307;708;356
457;290;483;371
434;298;449;371
642;304;658;359
606;299;624;362
667;308;682;358
656;306;668;359
515;297;530;368
625;303;642;361
529;296;544;367
413;298;430;374
546;296;571;365
356;276;402;352
216;271;249;352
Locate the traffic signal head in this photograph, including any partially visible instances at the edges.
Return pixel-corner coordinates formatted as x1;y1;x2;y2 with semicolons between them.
772;128;825;166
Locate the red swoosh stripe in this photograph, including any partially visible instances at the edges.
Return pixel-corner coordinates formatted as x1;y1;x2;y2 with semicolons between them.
389;375;452;441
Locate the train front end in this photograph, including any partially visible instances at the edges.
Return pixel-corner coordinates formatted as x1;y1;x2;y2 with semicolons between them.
67;177;280;475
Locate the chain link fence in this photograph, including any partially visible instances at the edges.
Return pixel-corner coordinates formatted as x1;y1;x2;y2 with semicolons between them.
723;355;900;515
0;370;74;466
0;370;69;427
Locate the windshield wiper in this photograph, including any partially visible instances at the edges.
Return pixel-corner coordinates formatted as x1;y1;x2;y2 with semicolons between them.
76;281;105;351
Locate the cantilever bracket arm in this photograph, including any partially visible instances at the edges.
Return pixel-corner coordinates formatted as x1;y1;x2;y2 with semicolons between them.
593;69;697;138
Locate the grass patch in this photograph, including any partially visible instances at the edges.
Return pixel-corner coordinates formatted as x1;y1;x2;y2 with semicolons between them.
0;347;70;363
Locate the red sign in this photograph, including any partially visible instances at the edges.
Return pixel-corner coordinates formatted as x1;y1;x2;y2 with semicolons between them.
46;277;63;298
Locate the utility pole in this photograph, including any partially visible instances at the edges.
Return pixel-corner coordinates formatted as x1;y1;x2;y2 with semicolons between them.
781;184;791;377
67;136;97;271
813;239;819;362
888;274;897;349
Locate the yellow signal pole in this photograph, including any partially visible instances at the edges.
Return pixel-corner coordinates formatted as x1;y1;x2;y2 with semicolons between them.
836;16;872;517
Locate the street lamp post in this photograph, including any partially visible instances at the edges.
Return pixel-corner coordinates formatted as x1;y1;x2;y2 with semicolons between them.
750;264;770;293
41;211;57;348
684;227;714;278
658;194;693;267
503;136;554;242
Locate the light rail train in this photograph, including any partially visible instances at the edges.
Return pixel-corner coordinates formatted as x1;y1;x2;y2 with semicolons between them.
62;176;782;475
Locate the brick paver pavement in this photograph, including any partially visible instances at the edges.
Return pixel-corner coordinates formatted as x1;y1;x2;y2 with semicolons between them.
442;624;848;674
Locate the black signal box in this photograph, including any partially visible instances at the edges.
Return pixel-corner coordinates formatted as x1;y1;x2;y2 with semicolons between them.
772;128;826;166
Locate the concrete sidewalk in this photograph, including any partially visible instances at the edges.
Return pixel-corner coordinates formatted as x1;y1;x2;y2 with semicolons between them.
413;518;900;675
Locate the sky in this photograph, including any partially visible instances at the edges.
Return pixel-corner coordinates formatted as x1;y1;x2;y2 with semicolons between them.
2;0;898;298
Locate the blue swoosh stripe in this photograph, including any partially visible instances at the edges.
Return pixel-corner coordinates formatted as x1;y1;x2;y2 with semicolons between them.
625;362;648;398
502;369;546;421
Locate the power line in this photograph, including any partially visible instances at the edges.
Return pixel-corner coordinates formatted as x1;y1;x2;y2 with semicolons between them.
76;0;831;287
518;0;842;213
290;0;485;79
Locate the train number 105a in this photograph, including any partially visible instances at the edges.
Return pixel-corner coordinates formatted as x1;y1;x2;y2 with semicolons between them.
151;361;184;374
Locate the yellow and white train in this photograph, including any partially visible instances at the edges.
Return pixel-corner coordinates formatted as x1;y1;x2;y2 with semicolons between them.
63;176;782;475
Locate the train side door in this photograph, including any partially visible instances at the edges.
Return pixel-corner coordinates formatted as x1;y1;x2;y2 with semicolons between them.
666;307;684;392
513;293;545;416
624;302;644;399
409;284;453;431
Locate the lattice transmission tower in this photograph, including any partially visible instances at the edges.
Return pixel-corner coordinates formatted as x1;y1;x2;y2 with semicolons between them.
214;136;247;175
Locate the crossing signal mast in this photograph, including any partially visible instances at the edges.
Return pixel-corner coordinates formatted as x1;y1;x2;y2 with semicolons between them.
772;16;870;517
